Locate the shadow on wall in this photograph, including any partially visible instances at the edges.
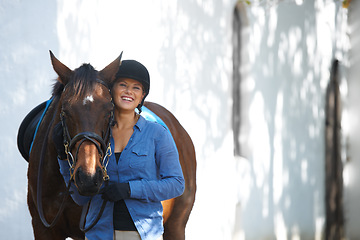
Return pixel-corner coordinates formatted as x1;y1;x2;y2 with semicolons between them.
233;1;346;239
157;1;245;239
344;0;360;238
0;1;59;239
158;0;231;158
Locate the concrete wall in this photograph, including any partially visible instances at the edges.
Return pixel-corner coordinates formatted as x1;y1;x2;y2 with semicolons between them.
0;0;59;238
344;0;360;238
0;0;355;239
236;0;348;239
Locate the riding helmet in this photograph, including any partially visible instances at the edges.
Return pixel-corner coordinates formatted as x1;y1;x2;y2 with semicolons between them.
115;60;150;103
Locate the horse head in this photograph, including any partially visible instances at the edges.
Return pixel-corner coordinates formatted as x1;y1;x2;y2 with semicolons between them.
50;51;121;196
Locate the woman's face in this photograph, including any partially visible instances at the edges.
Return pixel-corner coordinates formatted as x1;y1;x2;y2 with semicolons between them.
112;78;145;112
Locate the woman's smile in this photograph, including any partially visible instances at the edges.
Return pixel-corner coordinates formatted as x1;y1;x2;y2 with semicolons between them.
121;96;134;102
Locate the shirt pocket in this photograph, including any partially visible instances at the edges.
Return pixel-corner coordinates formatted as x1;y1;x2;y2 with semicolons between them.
129;144;149;168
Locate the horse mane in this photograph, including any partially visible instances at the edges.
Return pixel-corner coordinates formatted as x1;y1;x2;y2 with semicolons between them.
51;64;98;100
52;81;64;97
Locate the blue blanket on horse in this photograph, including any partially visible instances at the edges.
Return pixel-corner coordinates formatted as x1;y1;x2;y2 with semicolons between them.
17;99;169;162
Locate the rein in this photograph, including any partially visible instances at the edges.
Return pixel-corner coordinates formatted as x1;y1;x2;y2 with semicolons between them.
37;107;70;228
60;105;113;232
36;79;114;231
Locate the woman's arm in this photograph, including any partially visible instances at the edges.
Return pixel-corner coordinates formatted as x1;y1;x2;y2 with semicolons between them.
129;128;185;202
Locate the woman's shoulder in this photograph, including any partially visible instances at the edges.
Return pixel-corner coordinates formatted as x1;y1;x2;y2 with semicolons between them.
137;116;176;148
136;116;169;140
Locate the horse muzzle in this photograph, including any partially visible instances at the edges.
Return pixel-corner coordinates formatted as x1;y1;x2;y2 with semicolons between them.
74;166;104;196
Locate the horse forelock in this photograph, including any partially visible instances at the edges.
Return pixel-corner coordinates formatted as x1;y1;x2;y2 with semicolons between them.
69;64;99;99
52;63;105;102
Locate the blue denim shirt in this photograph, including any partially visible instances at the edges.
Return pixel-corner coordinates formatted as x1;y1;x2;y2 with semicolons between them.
58;116;185;240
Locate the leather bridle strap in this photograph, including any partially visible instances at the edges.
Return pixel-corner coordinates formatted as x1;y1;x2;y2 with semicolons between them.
57;79;113;232
37;100;71;228
60;77;112;162
37;78;113;231
70;131;107;159
60;111;112;164
79;182;108;232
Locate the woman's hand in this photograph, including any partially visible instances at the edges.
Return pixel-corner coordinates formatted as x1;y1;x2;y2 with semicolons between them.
100;183;131;202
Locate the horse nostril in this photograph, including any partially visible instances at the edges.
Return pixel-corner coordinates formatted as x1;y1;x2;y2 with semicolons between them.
75;167;85;185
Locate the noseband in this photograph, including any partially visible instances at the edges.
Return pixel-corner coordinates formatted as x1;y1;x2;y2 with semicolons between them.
61;79;113;181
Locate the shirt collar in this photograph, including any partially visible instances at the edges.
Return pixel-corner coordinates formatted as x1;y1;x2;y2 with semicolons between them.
134;115;146;131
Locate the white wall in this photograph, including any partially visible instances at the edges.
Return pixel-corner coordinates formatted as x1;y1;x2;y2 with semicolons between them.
344;0;360;238
236;1;348;239
0;0;354;240
0;0;59;238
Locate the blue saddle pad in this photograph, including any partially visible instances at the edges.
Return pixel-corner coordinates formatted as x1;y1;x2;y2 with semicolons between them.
140;106;169;131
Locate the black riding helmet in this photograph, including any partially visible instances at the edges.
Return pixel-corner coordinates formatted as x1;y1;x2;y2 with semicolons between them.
113;60;150;112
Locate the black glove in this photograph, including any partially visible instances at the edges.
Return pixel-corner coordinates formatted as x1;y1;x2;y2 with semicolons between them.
52;122;67;160
101;183;131;202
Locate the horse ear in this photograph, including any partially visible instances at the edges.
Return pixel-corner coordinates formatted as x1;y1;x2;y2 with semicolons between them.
99;52;123;84
49;50;72;85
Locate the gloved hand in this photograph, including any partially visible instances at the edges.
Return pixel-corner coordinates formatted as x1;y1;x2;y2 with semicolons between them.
101;183;131;202
52;122;67;160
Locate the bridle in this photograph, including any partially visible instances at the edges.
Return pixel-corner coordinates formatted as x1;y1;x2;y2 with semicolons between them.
37;78;114;232
61;78;113;181
61;115;112;182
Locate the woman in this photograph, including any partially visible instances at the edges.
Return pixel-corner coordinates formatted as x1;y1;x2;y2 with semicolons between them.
56;60;185;240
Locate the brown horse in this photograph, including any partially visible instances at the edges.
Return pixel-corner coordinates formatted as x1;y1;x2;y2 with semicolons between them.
25;51;196;239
